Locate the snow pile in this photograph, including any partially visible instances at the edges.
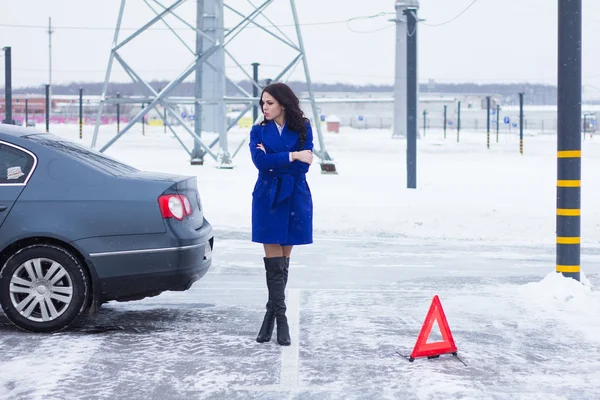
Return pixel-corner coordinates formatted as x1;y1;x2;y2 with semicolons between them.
325;114;341;123
518;271;595;309
514;272;600;343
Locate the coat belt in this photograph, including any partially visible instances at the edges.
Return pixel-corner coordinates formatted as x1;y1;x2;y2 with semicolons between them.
259;170;306;210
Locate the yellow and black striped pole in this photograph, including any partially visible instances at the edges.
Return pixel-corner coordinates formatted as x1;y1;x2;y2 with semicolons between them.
79;88;83;139
486;96;490;149
457;101;461;143
45;84;50;133
116;92;121;134
556;0;581;281
496;105;500;143
519;93;524;155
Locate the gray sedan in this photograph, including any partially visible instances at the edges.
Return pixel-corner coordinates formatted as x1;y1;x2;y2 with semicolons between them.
0;124;214;332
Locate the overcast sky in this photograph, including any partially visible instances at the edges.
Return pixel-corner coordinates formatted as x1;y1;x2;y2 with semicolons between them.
1;0;599;91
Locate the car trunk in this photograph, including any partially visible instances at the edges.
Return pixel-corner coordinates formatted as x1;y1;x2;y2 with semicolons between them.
129;172;204;231
23;133;206;236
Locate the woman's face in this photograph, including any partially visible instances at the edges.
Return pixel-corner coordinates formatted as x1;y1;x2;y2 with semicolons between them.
261;91;283;121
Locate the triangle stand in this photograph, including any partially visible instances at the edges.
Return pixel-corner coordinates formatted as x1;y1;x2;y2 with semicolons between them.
402;295;462;363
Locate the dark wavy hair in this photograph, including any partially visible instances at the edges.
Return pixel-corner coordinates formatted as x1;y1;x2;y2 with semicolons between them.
259;82;309;149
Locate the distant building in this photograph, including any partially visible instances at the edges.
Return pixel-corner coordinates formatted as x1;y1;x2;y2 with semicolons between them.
0;95;51;115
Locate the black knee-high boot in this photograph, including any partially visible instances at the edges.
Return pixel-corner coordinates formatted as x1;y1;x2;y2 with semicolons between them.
257;256;291;346
272;257;291;346
283;257;290;287
277;256;291;345
256;257;277;343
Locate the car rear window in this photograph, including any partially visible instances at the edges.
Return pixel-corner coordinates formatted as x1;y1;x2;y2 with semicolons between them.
26;134;139;176
0;143;35;184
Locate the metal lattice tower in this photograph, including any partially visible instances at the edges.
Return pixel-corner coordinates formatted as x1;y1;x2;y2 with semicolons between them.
91;0;336;172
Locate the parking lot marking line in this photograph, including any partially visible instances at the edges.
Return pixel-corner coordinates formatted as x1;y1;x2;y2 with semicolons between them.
230;385;341;393
230;286;341;394
280;288;300;388
230;289;344;394
198;287;415;293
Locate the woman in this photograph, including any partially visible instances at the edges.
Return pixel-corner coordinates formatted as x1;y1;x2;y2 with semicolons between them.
249;82;314;346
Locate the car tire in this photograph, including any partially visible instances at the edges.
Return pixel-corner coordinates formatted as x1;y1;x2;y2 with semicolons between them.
0;244;89;333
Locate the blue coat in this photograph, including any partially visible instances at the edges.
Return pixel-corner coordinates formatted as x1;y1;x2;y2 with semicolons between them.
249;120;314;245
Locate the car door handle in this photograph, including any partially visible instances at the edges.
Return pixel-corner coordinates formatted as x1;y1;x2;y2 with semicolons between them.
0;206;7;212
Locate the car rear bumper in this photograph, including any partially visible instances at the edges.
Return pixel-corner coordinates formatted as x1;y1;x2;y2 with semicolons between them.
98;250;212;302
73;221;214;302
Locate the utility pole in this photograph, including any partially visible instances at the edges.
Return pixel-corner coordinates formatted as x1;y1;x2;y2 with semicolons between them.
252;62;260;123
203;0;231;168
45;84;50;133
457;100;461;142
405;5;418;189
48;17;54;119
496;105;500;142
443;105;447;139
191;0;205;165
392;0;407;138
556;0;582;282
2;47;13;125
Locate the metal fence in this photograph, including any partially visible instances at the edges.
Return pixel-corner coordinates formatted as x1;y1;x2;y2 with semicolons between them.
333;116;567;133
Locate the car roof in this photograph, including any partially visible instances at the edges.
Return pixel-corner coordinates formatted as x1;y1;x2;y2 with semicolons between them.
0;123;44;138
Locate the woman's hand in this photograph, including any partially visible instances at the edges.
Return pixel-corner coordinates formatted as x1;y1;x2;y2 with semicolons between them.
256;143;266;153
292;150;313;165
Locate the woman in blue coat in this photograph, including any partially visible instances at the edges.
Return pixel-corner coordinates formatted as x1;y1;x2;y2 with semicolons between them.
249;83;314;346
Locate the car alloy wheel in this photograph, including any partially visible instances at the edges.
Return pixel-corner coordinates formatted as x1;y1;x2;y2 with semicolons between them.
9;257;74;322
0;244;89;333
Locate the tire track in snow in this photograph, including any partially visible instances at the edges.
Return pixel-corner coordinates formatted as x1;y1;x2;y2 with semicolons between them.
42;304;280;399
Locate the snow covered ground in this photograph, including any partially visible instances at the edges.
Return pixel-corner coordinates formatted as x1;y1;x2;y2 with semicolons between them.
1;123;600;399
80;122;600;248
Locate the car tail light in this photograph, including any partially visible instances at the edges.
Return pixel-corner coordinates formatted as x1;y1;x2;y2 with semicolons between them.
182;195;192;215
158;194;193;220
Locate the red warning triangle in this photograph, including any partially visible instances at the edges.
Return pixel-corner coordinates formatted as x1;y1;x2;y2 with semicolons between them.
410;295;457;360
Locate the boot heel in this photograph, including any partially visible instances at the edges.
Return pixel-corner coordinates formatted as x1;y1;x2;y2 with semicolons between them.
277;316;291;346
256;310;275;343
